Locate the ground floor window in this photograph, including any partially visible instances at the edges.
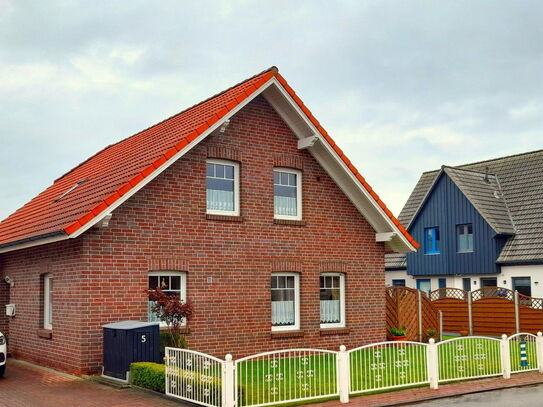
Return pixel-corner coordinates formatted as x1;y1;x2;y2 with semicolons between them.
148;271;186;324
320;273;345;328
43;274;53;330
392;279;406;287
512;277;531;297
271;273;300;331
416;279;431;295
480;277;497;288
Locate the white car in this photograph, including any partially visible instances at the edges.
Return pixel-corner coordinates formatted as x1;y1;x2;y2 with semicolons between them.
0;332;6;377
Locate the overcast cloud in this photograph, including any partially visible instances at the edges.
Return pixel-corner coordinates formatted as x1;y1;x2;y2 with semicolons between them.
1;0;542;220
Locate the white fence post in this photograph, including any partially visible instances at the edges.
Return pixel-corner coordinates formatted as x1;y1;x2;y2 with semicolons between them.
501;334;511;379
338;345;350;403
536;332;543;373
427;338;439;389
222;354;235;407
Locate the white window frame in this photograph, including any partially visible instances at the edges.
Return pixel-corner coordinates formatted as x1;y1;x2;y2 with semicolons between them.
320;273;346;329
44;274;53;330
271;272;300;332
273;167;302;221
148;271;187;327
206;159;240;216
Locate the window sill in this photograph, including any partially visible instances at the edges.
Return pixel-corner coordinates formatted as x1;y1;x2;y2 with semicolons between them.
320;327;350;336
271;329;304;339
424;252;440;256
273;219;307;226
37;329;53;339
206;214;244;222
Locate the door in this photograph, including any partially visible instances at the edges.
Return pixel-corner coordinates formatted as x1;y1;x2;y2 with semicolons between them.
417;279;431;295
512;277;531;297
462;278;471;292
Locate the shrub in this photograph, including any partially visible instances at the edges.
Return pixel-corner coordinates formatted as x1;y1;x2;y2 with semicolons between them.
130;362;165;393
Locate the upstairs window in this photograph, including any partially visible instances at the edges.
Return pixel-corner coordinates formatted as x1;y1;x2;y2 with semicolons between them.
320;273;345;328
271;273;300;331
457;224;474;252
206;160;239;216
274;168;302;220
424;227;440;254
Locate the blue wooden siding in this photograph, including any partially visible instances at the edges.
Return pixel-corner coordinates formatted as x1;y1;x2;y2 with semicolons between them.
407;174;501;276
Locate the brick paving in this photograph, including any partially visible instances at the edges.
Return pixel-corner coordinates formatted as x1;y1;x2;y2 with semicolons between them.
315;371;543;406
0;359;184;407
1;358;543;407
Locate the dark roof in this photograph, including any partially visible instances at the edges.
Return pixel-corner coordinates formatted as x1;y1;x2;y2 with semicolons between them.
386;149;543;266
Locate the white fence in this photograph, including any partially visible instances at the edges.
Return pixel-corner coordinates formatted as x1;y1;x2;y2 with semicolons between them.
164;333;543;407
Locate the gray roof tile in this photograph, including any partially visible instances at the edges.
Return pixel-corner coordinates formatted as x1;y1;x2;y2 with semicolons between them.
386;149;543;267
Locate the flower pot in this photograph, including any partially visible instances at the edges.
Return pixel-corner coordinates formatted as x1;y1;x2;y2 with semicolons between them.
389;335;406;341
459;330;469;336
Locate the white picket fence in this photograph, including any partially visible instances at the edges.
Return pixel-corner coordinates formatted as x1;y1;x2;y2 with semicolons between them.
164;332;543;407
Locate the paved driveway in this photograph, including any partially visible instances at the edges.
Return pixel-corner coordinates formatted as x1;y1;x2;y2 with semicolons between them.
0;359;184;407
413;384;543;406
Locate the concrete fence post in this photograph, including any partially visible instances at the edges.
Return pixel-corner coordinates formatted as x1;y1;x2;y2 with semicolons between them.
427;338;439;389
536;332;543;373
439;310;443;342
468;293;473;336
514;291;520;334
338;345;350;403
418;290;423;342
501;334;511;379
223;354;235;407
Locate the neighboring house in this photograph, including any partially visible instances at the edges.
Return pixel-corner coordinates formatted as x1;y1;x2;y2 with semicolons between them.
385;150;543;298
0;67;417;374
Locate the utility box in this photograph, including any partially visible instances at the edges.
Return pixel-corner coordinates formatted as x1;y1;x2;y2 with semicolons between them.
102;321;160;381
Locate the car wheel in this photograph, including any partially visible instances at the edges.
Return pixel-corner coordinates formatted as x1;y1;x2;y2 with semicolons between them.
0;364;5;378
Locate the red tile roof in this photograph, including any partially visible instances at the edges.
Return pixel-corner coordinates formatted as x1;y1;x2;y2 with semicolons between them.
0;67;418;249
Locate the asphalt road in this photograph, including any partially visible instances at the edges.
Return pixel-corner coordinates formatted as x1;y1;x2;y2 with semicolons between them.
413;384;543;406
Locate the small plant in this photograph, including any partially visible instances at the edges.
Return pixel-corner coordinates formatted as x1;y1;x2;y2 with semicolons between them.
389;327;406;337
147;288;194;348
426;328;437;338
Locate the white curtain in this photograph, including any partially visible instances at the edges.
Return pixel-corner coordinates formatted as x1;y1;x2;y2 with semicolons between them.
272;301;295;326
458;234;473;251
207;189;234;211
320;300;340;323
274;196;297;216
148;301;159;322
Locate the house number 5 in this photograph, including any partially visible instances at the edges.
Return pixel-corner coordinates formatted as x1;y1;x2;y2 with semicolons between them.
141;335;146;343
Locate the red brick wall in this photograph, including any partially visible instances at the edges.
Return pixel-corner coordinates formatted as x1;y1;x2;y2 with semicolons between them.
0;95;386;374
0;240;87;373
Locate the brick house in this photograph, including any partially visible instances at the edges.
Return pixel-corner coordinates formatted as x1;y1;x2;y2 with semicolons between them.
0;67;417;374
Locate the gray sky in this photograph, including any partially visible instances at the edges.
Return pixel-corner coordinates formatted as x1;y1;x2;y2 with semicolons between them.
1;0;542;221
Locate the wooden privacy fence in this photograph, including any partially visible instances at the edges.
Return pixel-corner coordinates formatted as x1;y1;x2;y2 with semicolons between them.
430;287;543;336
386;287;441;341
